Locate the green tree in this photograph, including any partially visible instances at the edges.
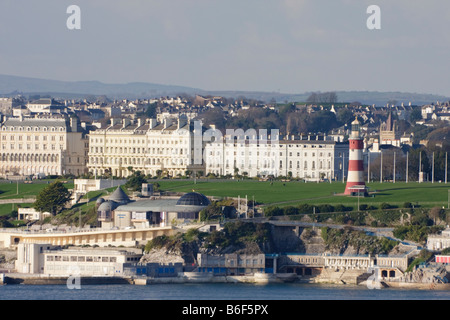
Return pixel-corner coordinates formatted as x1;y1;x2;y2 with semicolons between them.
409;106;422;123
125;171;147;191
144;103;157;118
34;181;72;215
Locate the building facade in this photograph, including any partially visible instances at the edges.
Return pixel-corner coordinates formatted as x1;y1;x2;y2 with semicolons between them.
197;253;268;275
427;228;450;251
97;190;210;229
205;134;349;181
15;243;143;276
0;114;88;178
87;116;204;178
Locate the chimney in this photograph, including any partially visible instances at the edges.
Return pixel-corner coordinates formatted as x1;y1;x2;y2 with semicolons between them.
164;118;172;129
177;115;187;129
148;119;157;129
70;116;79;132
122;118;130;128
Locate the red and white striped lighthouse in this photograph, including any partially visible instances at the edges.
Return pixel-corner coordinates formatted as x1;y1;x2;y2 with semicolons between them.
344;117;367;196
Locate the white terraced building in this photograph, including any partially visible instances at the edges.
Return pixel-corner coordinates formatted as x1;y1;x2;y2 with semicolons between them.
205;134;349;181
87;115;204;178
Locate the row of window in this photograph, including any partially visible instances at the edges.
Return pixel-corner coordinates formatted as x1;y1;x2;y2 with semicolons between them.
2;144;64;151
207;160;333;170
209;151;334;158
89;157;187;166
2;135;65;141
90;137;189;145
1;126;65;132
90;146;188;155
1;153;60;163
45;255;141;263
46;255;118;262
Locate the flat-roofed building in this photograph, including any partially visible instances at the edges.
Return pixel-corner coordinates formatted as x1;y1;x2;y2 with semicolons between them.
15;243;143;276
18;207;51;221
427;228;450;251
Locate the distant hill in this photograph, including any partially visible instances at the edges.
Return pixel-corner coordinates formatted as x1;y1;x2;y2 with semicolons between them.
0;74;205;100
0;74;448;106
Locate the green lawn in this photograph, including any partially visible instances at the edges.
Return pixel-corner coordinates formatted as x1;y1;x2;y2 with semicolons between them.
0;180;74;200
1;179;449;218
157;179;450;209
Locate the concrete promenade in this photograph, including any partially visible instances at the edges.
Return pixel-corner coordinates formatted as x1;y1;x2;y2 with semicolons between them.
0;225;177;248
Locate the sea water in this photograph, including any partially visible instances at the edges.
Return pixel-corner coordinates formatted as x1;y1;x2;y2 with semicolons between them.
1;283;449;300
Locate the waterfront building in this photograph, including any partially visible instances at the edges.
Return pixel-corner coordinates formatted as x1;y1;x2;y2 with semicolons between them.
196;253;272;275
87;116;205;178
435;255;450;264
344;118;367;195
0;114;88;178
205;133;348;181
427;227;450;251
15;243;142;276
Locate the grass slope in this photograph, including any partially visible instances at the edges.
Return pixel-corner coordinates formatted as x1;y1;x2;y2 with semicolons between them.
157;180;450;208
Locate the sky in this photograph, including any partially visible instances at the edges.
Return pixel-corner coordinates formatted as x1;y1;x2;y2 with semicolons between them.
1;0;450;96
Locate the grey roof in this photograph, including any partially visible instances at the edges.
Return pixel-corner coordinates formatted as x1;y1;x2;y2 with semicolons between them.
176;192;210;206
115;198;207;213
2;118;68;128
109;187;130;204
98;200;118;212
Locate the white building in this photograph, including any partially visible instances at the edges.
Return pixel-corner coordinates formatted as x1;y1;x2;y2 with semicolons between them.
427;227;450;251
18;207;51;221
88;116;204;178
15;243;142;276
0;114;89;178
26;98;66;114
205;133;349;181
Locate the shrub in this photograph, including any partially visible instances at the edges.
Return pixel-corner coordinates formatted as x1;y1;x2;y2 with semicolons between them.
283;206;299;215
334;204;350;212
380;203;392;210
317;204;334;213
393;225;430;243
144;235;170;252
297;203;313;214
264;206;283;217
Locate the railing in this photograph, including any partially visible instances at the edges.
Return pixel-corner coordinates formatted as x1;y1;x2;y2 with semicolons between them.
0;224;172;235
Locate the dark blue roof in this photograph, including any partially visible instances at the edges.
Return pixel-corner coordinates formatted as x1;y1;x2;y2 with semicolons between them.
176;192;210;206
